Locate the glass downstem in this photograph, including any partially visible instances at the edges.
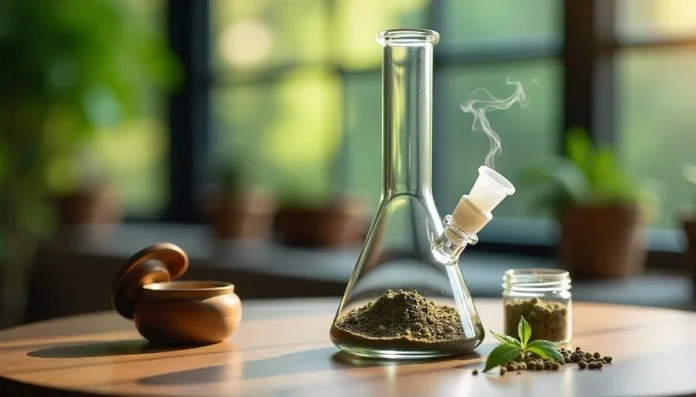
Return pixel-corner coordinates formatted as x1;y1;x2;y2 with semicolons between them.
432;215;481;335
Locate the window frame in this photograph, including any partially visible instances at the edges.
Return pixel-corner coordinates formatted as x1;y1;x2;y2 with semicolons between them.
162;0;688;269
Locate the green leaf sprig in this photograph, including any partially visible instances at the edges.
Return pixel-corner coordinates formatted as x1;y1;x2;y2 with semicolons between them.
483;316;563;372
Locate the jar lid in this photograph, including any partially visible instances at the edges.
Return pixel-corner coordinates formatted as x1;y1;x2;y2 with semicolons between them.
111;243;189;320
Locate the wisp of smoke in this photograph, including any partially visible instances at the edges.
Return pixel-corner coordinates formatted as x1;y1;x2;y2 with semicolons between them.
460;78;534;169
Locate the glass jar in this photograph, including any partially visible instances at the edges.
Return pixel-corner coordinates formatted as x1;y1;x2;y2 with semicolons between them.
502;269;572;344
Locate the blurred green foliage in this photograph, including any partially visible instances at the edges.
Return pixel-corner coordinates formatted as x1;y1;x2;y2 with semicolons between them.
0;0;179;193
0;0;179;234
520;128;657;220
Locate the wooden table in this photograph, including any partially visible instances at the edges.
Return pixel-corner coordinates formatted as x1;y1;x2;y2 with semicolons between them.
1;298;696;397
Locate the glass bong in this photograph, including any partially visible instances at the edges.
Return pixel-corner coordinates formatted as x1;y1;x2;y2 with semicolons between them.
329;29;516;359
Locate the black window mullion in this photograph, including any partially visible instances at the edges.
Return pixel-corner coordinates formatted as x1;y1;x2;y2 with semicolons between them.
594;0;618;146
562;0;617;150
562;0;595;151
165;0;212;223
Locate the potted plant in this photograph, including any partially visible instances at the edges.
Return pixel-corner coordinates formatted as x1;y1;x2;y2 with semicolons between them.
0;0;179;325
274;170;367;248
681;164;696;276
264;96;369;247
520;128;658;279
200;162;276;240
52;151;123;225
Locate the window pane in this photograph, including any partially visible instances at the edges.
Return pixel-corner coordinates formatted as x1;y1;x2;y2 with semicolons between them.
212;0;330;73
618;49;696;228
333;0;429;70
90;0;168;217
438;61;561;219
618;0;696;40
440;0;561;52
344;72;382;207
213;69;342;204
91;118;168;217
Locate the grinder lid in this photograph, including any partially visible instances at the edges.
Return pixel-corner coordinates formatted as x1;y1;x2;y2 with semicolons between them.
110;243;189;319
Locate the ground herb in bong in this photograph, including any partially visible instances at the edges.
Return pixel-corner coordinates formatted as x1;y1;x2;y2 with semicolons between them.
331;289;480;352
504;298;568;342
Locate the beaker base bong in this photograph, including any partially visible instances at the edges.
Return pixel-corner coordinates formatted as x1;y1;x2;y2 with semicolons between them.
329;29;496;360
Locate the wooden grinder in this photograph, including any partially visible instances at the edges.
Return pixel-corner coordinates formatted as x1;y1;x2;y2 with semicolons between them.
111;243;242;345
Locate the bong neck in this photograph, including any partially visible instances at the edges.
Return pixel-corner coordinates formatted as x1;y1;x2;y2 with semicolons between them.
380;29;439;198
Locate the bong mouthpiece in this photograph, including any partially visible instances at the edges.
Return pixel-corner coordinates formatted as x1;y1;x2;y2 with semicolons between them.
451;166;515;234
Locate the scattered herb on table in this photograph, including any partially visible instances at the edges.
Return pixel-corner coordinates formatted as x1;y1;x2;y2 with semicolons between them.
478;316;613;375
484;316;563;373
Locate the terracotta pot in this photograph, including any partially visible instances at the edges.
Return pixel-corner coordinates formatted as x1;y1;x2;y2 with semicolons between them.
275;196;368;248
202;187;276;240
681;215;696;279
558;204;645;279
55;183;122;225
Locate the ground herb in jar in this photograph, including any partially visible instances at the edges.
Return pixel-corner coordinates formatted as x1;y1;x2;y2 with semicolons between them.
504;298;568;342
330;289;482;354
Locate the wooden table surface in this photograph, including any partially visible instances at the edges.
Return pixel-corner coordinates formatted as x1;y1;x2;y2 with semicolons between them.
2;298;696;397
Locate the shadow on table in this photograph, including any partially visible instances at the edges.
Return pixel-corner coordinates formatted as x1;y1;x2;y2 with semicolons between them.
450;343;492;370
138;345;484;386
27;339;198;358
139;347;343;385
